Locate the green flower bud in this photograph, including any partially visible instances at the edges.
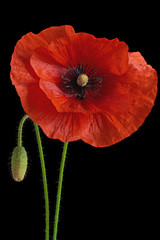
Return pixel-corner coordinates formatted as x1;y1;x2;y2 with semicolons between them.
11;146;28;182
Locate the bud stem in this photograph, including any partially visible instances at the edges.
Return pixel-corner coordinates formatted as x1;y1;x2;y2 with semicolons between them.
17;115;50;240
18;115;29;147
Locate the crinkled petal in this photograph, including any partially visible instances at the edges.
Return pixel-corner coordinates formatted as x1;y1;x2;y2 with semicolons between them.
10;32;46;85
42;112;91;142
81;112;126;147
14;81;90;142
103;39;129;75
14;82;57;123
66;33;128;75
39;79;100;114
10;25;75;86
81;52;158;147
93;52;157;114
33;33;128;80
38;25;75;44
30;47;66;82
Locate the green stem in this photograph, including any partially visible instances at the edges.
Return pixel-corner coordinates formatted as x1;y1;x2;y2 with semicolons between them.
53;142;69;240
17;115;50;240
33;122;50;240
18;115;29;147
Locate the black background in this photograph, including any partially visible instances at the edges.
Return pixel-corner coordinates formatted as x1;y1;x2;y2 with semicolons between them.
2;3;160;240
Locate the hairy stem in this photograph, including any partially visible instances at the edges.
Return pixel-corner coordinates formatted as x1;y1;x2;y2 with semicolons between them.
17;115;50;240
18;115;29;147
33;122;50;240
53;142;69;240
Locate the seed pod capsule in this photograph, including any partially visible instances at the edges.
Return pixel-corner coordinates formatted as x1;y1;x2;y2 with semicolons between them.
11;146;28;182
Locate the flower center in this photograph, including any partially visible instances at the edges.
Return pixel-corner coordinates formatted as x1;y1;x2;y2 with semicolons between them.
62;63;103;100
77;74;89;87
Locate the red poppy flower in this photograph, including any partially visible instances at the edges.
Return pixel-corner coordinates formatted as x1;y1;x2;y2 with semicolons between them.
10;25;158;147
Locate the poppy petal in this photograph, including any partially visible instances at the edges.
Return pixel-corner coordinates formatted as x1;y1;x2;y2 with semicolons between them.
10;32;47;85
102;40;129;75
10;25;75;86
14;82;57;123
93;52;157;114
81;112;126;147
54;33;129;75
81;53;158;147
39;79;100;114
30;46;67;82
13;81;90;142
30;33;128;86
37;25;75;44
81;102;150;148
41;112;91;142
76;36;128;75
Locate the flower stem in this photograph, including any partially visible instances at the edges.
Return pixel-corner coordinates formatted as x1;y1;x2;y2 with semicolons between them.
53;142;69;240
33;122;50;240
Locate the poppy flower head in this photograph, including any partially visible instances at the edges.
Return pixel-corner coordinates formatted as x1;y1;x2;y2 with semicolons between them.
10;25;158;147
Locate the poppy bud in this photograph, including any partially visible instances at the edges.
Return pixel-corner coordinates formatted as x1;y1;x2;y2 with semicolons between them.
11;146;28;182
